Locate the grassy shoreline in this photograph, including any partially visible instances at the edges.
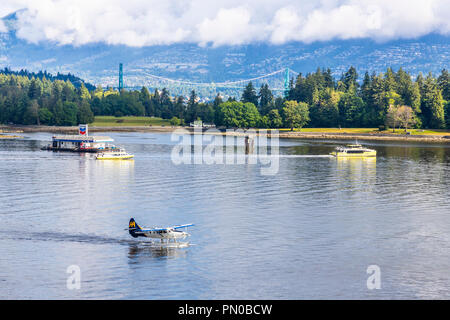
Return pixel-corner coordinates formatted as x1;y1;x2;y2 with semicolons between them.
2;115;450;144
91;116;171;127
0;134;24;139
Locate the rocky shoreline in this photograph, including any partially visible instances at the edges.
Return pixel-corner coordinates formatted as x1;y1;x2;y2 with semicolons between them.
2;125;450;144
276;131;450;143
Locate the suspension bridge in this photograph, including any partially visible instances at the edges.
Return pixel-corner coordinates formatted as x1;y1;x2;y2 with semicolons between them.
115;64;300;100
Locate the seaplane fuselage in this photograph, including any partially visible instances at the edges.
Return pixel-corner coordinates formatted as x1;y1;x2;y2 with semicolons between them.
140;228;188;239
128;218;193;242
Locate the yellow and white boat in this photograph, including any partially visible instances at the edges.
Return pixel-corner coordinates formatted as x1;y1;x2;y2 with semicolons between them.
330;144;376;157
96;148;134;160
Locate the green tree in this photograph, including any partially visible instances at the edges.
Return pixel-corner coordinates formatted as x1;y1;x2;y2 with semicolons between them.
139;86;152;116
282;100;310;131
445;101;450;128
23;99;39;125
396;68;418;111
77;100;95;124
28;78;42;100
60;101;78;126
79;83;91;100
61;81;77;102
361;71;372;104
151;89;161;117
218;101;260;128
93;85;104;99
170;116;181;126
341;66;358;92
267;109;283;128
241;82;258;107
258;83;273;115
185;90;199;123
218;101;241;128
38;108;53;125
437;69;450;101
421;75;446;128
198;103;215;123
213;94;223;126
172;96;185;121
309;88;340;127
366;74;387;126
242;102;260;128
323;68;335;89
384;67;397;92
338;93;365;127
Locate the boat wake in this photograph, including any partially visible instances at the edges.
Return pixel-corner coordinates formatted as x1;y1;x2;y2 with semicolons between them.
255;154;334;158
0;230;191;248
277;155;334;158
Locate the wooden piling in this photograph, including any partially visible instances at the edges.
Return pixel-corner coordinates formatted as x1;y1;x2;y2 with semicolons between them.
245;135;254;154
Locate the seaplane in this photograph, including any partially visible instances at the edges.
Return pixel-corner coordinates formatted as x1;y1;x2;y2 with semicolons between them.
128;218;194;243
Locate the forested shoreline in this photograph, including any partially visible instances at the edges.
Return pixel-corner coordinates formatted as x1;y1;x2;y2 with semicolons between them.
1;67;449;130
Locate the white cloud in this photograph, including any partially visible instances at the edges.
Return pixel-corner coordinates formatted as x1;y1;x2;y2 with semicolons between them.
197;6;266;47
1;0;449;47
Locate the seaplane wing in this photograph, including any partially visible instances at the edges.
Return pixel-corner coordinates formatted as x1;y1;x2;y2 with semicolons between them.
173;224;195;230
128;218;194;242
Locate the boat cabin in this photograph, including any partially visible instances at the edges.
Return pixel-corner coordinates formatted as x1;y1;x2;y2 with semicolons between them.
51;135;114;151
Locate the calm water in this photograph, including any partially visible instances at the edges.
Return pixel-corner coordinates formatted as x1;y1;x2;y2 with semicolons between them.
1;132;450;299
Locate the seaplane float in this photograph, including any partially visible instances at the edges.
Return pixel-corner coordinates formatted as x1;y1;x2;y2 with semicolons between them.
128;218;194;243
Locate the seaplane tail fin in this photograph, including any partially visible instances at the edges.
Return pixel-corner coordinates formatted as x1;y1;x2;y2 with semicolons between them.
129;218;142;238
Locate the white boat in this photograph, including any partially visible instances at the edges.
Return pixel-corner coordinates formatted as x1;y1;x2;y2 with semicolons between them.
330;144;377;157
96;148;134;160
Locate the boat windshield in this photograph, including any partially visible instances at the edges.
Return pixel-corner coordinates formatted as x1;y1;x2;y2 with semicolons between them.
346;150;365;153
335;144;371;152
347;144;362;148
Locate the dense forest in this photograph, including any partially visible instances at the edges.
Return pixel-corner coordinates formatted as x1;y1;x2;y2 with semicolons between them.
0;68;95;91
0;67;449;130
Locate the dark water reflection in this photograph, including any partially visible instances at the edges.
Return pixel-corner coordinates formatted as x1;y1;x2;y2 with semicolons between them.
0;132;449;299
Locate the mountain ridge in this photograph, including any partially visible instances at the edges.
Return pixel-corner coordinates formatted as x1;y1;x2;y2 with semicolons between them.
1;11;449;96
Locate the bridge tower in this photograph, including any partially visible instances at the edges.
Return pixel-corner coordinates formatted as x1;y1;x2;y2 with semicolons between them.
119;63;123;91
284;68;290;98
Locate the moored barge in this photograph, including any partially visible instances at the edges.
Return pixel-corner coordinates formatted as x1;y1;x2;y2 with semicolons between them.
42;134;116;153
